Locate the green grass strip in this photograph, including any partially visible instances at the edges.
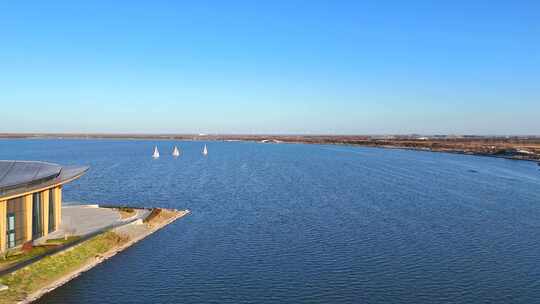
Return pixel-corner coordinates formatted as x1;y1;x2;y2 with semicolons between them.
0;232;128;304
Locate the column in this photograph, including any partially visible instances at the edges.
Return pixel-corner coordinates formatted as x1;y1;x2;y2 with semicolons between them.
23;194;33;242
42;190;49;236
55;186;62;230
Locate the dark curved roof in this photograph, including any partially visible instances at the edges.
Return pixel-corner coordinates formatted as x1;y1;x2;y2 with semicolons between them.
0;161;89;198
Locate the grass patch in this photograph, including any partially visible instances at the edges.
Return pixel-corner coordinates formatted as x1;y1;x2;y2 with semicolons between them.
100;205;139;220
0;232;129;304
117;207;136;219
143;208;162;224
0;237;83;272
45;236;82;245
0;247;50;271
143;208;184;228
100;205;138;219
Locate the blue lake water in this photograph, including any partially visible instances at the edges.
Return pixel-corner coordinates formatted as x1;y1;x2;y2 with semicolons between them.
1;139;539;304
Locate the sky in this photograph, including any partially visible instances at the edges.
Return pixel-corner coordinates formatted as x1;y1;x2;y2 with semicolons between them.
0;0;538;135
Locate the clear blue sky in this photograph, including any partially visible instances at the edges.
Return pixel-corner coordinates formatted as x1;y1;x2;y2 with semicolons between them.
0;1;538;135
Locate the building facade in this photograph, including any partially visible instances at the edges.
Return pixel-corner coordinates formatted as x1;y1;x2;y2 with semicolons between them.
0;161;88;253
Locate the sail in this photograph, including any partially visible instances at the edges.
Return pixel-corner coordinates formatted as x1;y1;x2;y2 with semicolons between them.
203;144;208;156
172;146;180;157
152;146;160;158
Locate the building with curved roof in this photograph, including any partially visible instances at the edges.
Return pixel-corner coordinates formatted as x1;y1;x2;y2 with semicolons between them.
0;161;88;253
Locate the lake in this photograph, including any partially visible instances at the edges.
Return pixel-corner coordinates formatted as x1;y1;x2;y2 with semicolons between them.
1;139;539;303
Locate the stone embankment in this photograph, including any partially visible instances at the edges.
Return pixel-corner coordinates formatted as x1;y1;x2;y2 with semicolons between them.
0;208;189;304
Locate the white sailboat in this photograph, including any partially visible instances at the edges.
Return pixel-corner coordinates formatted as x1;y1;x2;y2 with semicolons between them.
202;144;208;156
152;146;160;159
172;145;181;157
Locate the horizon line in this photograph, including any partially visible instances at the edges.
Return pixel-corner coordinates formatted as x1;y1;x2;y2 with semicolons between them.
0;132;539;138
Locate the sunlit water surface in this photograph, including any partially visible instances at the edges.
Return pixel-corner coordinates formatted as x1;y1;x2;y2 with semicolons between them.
1;139;539;304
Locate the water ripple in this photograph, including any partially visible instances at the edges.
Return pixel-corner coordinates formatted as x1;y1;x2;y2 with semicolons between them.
0;140;537;304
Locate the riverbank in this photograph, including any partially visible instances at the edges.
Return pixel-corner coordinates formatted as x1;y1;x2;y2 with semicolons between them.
0;208;189;304
1;134;538;163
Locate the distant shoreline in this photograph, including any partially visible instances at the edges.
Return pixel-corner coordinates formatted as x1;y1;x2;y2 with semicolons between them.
1;133;539;164
0;207;189;304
